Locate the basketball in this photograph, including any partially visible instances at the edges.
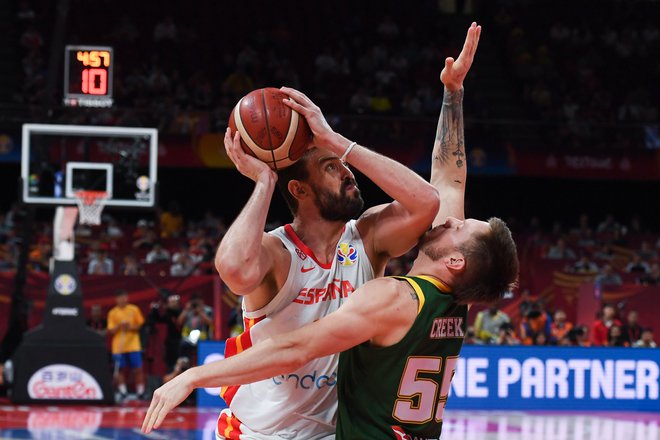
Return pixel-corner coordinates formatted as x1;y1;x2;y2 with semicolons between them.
228;87;313;170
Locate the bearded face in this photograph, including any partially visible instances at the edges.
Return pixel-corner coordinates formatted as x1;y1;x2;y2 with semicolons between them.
311;177;364;222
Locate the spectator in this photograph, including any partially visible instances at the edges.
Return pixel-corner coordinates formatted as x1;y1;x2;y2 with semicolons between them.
88;249;114;275
106;219;124;239
597;214;619;234
625;253;651;274
160;201;184;238
570;255;598;274
638;241;658;261
520;300;552;345
593;244;615;261
107;289;146;400
153;16;177;42
594;264;623;287
570;325;591;347
607;325;629;347
518;288;537;318
170;243;200;276
178;293;213;359
146;242;171;264
496;322;521;345
550;309;573;344
86;304;107;337
633;329;657;348
132;220;157;249
591;303;622;346
639;263;660;286
147;293;182;371
621;310;644;346
120;253;143;276
545;238;576;259
474;305;511;344
533;332;549;346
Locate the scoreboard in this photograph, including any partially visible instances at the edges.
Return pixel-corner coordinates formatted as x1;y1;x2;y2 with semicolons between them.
63;45;113;108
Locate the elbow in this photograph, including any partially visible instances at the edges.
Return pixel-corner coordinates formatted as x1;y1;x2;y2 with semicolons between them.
419;186;440;218
216;257;262;294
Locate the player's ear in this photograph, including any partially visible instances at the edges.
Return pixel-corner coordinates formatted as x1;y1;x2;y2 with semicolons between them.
443;250;466;274
288;180;307;201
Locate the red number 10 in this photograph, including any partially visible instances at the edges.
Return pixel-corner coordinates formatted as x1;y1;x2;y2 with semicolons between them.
81;68;107;95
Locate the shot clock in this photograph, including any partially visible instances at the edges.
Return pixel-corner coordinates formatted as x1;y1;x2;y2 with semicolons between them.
63;45;114;108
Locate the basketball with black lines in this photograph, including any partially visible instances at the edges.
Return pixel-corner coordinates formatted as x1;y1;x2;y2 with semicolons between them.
228;87;312;170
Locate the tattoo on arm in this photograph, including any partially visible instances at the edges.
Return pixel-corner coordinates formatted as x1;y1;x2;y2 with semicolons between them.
433;88;465;168
409;287;419;304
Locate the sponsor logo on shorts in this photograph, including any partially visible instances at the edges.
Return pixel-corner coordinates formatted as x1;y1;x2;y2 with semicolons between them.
337;242;358;266
272;370;337;390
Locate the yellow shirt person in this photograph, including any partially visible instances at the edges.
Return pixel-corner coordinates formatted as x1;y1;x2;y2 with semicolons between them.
107;289;146;400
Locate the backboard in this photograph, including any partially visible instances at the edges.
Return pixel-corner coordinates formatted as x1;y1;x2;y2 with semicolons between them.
21;124;158;208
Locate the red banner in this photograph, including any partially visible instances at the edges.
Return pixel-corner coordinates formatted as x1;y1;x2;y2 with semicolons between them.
514;149;660;180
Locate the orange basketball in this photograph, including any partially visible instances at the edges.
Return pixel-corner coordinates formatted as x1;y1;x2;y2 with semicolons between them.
228;88;313;170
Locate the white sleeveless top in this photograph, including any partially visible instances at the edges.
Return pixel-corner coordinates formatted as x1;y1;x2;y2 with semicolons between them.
216;220;374;440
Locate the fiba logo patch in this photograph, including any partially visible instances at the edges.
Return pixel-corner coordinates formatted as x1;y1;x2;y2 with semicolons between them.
295;248;307;260
54;274;76;295
336;243;358;266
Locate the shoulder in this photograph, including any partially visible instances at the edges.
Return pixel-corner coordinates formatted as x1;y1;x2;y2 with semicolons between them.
351;277;417;316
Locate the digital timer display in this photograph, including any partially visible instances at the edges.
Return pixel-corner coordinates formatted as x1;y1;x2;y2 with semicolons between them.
63;45;113;108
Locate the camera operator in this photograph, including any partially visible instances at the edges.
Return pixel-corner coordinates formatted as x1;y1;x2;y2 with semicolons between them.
177;293;213;359
496;322;521;345
147;292;182;371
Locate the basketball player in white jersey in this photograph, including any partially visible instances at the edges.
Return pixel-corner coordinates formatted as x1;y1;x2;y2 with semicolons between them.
143;23;501;439
208;87;439;439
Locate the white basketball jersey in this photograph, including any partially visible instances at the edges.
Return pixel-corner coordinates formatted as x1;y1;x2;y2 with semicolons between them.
216;220;374;440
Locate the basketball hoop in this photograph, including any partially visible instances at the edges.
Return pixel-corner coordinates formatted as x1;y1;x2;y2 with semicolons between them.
74;190;108;225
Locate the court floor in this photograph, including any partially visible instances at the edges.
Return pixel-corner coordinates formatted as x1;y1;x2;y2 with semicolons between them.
0;404;658;439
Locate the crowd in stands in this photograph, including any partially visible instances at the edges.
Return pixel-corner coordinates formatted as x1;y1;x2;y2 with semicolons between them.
10;0;658;152
0;201;226;277
489;0;660;149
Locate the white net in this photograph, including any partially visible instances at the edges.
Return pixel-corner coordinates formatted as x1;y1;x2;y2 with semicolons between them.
74;191;108;225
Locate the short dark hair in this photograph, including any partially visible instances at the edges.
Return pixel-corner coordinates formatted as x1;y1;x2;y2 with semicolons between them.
114;289;128;297
452;217;519;305
275;149;316;216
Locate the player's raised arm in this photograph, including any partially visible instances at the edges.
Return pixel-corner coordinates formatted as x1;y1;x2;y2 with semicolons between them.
215;129;287;295
431;22;481;226
281;87;440;261
141;277;410;434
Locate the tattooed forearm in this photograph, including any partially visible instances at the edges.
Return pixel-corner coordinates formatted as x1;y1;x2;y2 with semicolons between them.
433;88;465;168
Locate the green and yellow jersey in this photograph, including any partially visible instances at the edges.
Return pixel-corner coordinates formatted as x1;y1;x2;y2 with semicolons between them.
336;275;468;439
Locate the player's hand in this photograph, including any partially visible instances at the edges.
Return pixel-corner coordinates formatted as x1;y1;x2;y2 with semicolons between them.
224;128;276;183
280;87;334;147
440;22;481;92
141;370;194;434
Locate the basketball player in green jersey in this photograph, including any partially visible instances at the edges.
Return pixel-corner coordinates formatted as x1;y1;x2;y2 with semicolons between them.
143;22;518;439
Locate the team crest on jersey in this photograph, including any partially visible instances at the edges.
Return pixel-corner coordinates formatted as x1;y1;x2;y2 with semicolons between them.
336;242;358;266
295;248;307;260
